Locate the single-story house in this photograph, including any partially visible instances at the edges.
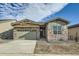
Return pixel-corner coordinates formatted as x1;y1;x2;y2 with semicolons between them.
68;24;79;41
11;18;69;42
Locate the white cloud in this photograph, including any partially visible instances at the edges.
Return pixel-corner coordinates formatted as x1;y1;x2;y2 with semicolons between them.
17;3;68;21
0;3;68;21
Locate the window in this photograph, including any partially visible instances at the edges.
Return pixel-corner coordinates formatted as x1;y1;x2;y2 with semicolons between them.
58;26;62;34
53;25;63;34
53;26;58;34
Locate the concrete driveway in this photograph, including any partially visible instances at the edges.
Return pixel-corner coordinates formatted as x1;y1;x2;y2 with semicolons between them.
0;40;36;55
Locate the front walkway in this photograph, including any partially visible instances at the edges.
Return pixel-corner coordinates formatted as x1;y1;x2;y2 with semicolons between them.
0;40;36;55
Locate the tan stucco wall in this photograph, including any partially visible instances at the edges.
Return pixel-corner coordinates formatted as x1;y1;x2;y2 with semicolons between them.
68;27;79;40
46;22;68;42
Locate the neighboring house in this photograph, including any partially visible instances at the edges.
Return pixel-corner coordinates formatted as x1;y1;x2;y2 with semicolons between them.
68;24;79;41
0;20;15;39
11;18;69;42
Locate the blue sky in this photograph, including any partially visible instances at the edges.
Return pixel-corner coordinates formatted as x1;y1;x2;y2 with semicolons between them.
0;3;79;25
54;3;79;25
43;3;79;25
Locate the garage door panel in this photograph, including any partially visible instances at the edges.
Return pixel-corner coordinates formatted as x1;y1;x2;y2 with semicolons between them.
16;30;37;40
25;31;37;40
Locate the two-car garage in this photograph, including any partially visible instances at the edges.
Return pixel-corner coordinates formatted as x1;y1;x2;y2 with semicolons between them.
13;27;40;40
11;19;40;40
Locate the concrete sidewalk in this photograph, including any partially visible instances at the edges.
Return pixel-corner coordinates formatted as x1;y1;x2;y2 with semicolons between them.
0;40;36;55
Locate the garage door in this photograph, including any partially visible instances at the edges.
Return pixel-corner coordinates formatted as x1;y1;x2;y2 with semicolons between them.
16;30;37;40
25;30;37;40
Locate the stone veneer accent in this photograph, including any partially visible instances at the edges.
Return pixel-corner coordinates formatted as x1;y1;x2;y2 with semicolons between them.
46;22;68;42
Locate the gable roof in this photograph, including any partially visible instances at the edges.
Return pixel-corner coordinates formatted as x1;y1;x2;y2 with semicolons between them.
11;18;69;26
46;17;69;24
68;23;79;29
11;19;45;26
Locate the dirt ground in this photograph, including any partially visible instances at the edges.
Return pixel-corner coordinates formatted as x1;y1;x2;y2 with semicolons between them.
34;40;79;55
0;39;79;55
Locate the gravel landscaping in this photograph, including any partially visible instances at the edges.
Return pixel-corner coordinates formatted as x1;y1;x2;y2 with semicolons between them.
34;40;79;55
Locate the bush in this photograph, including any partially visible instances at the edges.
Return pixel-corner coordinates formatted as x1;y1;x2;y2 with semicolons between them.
59;39;64;41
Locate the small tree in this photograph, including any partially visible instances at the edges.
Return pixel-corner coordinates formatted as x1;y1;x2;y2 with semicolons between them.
75;32;78;42
69;35;73;40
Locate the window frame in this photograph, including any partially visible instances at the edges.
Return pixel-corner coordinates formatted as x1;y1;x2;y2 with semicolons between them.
53;24;63;34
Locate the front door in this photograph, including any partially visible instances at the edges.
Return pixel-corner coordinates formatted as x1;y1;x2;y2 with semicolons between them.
40;26;46;38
